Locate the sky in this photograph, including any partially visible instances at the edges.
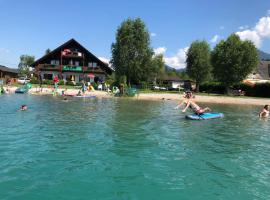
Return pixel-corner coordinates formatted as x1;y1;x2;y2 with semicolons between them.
0;0;270;69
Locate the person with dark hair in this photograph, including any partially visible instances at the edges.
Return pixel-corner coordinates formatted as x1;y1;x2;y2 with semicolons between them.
175;91;211;114
20;105;28;111
259;105;269;118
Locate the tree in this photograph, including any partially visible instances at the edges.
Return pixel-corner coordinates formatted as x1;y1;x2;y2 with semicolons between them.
45;48;51;55
18;55;35;77
186;40;212;92
212;34;259;93
111;18;153;85
151;54;165;84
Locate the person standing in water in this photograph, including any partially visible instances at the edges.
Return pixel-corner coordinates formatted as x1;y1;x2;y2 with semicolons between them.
259;105;269;118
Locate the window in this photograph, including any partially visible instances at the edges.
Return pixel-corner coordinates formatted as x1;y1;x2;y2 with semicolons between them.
93;62;97;68
88;62;92;67
43;74;53;80
50;60;59;65
75;61;79;66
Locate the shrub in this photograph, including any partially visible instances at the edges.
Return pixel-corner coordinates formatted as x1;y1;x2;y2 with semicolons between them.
66;81;75;86
42;80;54;85
58;80;65;85
199;82;226;94
30;77;39;84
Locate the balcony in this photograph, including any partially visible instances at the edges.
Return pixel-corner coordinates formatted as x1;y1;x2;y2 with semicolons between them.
38;64;60;71
62;65;83;72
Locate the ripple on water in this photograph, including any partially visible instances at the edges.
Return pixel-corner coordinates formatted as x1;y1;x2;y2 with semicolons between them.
0;95;270;199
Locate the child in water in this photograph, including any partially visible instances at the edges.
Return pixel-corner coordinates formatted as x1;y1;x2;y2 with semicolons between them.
259;105;269;118
175;91;211;114
20;105;28;111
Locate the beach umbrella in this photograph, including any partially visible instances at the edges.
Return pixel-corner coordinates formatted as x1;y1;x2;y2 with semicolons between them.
87;73;95;78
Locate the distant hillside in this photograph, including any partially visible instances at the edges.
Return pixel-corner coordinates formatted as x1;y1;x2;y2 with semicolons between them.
258;50;270;61
164;64;185;72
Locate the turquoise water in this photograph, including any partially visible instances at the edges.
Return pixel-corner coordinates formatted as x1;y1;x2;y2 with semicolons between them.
1;94;270;200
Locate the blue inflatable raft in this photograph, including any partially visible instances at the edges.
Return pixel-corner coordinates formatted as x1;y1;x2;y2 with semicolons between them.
186;112;224;120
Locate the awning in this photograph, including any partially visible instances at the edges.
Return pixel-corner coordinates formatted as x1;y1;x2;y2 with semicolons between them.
87;73;95;78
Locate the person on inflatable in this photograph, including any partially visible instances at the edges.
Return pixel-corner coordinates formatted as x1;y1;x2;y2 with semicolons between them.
175;91;211;114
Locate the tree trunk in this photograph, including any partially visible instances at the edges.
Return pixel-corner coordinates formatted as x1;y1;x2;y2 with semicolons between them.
195;82;199;92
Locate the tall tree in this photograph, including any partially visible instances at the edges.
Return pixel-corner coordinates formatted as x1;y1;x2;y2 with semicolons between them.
212;34;258;93
111;18;153;85
151;54;165;84
45;48;51;55
18;55;35;77
186;40;212;92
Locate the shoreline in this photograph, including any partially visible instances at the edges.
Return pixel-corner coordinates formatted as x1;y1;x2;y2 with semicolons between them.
3;86;269;106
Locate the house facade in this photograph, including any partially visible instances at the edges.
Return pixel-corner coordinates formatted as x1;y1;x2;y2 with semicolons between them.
32;39;112;83
245;61;270;83
0;65;19;81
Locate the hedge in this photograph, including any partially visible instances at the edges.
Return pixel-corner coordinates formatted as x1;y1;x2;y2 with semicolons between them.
200;82;270;97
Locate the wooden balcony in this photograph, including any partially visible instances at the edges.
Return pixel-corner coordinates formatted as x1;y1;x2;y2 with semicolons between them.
38;64;60;71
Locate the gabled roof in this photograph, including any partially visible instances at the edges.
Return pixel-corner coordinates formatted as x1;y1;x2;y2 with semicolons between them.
0;65;19;74
31;38;112;74
161;75;182;81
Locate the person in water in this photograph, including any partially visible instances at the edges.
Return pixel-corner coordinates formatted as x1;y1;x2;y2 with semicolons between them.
259;105;269;118
175;91;211;114
20;105;28;111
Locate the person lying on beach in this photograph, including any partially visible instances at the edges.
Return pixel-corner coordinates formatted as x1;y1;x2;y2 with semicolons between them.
19;105;28;111
259;105;269;118
175;91;211;114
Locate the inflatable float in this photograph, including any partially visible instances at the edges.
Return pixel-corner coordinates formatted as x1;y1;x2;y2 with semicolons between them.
186;112;224;120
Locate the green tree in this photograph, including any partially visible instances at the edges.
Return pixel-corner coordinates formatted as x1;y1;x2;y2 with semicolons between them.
18;55;35;77
45;48;51;55
151;54;165;84
186;40;212;92
111;18;153;85
212;34;259;93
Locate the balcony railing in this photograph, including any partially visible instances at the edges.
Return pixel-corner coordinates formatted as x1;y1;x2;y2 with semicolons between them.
38;64;60;70
62;65;82;72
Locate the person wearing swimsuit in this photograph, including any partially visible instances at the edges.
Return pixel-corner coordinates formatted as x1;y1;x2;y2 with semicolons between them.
175;91;211;114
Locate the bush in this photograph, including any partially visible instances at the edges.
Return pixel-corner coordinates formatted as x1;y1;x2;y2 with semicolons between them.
42;80;54;85
58;80;65;85
199;82;226;94
66;81;75;86
30;77;39;84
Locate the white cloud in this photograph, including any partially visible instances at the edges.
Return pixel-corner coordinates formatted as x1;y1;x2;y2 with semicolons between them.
255;16;270;37
236;14;270;48
98;57;110;64
154;47;167;55
164;47;189;69
219;26;225;30
210;35;219;43
0;48;10;53
238;25;249;30
151;33;157;37
236;30;262;47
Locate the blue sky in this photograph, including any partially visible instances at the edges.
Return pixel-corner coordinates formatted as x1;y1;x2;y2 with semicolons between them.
0;0;270;69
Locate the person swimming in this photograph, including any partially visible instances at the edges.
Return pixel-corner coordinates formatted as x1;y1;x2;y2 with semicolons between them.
259;105;269;118
20;105;27;111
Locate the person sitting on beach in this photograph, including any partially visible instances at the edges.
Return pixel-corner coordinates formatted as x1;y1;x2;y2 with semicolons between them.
20;105;28;111
175;91;211;114
259;105;269;118
76;90;82;96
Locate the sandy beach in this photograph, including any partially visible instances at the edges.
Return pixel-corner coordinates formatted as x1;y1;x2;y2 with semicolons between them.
3;86;269;106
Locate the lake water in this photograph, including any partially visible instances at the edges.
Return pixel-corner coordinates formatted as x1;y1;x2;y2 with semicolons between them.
0;94;270;200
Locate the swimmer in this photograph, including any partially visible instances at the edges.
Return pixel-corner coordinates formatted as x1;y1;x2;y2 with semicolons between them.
259;105;269;118
20;105;28;111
